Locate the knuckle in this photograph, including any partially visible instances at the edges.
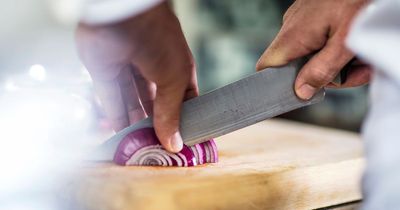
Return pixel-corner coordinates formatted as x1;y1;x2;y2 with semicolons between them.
307;66;336;87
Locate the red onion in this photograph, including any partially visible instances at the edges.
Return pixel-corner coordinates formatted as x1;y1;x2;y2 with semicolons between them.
113;127;218;167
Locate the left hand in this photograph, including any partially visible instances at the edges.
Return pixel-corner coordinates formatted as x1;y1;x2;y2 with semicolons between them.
76;2;197;153
256;0;372;100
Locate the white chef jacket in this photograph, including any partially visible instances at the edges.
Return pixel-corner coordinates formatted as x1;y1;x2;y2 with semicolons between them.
77;0;400;208
347;0;400;209
79;0;164;25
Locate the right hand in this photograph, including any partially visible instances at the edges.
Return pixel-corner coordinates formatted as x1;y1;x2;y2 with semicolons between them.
256;0;371;100
76;2;198;153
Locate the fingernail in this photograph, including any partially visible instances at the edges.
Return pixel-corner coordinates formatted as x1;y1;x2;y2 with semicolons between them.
296;84;317;100
170;131;183;153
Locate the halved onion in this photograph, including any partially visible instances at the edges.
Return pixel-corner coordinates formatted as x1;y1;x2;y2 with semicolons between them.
113;127;218;167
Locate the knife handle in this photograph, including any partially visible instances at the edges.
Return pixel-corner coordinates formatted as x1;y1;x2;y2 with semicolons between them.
331;58;359;86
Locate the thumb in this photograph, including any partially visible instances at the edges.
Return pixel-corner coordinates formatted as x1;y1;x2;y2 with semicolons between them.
294;40;353;100
152;79;188;153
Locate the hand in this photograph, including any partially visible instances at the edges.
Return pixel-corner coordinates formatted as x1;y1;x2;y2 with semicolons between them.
76;2;198;153
256;0;372;100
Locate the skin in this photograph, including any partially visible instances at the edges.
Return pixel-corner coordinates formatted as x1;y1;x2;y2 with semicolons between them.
76;2;198;153
77;0;373;153
256;0;372;100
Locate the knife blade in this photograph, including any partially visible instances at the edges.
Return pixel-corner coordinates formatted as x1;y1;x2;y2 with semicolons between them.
89;58;325;161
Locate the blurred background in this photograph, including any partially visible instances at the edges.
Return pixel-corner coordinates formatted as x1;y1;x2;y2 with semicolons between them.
0;0;368;209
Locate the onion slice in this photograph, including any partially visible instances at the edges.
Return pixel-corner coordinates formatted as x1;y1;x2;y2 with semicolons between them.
113;127;218;167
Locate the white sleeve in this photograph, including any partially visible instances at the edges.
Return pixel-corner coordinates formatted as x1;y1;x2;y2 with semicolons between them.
346;1;400;209
80;0;165;25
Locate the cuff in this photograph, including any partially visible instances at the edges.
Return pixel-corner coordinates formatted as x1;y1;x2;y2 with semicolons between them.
80;0;165;25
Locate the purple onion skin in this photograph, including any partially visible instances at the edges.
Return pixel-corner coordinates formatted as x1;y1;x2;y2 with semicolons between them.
113;127;159;165
113;127;218;167
179;145;197;166
199;143;208;164
207;140;219;163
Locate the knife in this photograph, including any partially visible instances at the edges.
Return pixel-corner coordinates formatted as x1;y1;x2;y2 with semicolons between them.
90;58;326;161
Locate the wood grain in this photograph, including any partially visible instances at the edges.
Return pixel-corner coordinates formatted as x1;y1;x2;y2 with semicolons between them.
64;119;365;210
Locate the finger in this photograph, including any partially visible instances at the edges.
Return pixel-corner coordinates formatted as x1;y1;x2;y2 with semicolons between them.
294;40;354;100
93;78;129;132
152;63;198;153
151;64;198;153
131;65;156;116
152;64;198;153
326;64;372;88
154;58;198;153
127;2;196;152
118;65;146;125
151;61;198;153
153;79;188;153
256;10;328;71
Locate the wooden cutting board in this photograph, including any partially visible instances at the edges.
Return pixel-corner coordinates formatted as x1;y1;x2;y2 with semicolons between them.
65;119;365;210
